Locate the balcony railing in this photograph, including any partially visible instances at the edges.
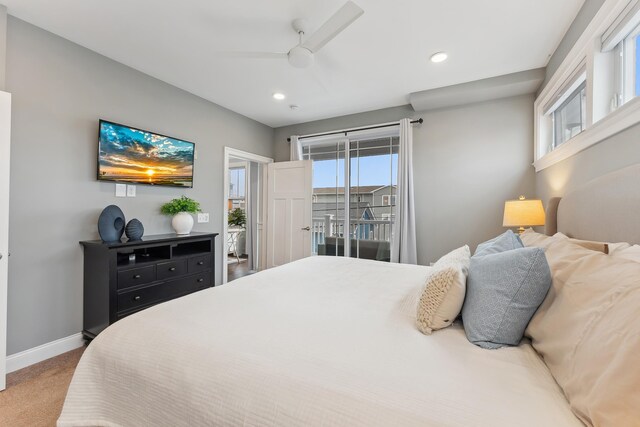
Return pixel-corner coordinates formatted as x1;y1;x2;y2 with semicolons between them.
312;215;393;255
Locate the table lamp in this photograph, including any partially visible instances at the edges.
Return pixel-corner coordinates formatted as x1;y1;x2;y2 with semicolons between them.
503;195;545;234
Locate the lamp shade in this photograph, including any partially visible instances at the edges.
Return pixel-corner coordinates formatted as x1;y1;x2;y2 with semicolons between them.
503;197;545;227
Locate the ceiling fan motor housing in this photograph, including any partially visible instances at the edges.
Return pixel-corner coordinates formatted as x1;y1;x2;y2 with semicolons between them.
288;46;315;68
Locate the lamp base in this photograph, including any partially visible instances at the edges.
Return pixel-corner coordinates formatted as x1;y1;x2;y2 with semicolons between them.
516;227;525;235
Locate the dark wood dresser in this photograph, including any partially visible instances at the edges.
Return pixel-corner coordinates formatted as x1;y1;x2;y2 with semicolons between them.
80;232;218;340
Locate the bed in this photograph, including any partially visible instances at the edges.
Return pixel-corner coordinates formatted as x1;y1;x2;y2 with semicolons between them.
58;256;580;427
58;164;640;427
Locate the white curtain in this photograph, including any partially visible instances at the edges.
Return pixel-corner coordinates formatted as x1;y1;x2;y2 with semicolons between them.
391;118;417;264
290;135;303;161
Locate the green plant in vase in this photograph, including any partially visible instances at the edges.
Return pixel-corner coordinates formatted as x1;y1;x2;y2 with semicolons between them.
161;196;201;235
228;208;246;229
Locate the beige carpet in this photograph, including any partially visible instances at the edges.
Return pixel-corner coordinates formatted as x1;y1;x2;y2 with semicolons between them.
0;346;86;427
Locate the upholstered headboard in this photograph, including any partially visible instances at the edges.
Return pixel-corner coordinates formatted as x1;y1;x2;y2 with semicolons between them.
545;163;640;244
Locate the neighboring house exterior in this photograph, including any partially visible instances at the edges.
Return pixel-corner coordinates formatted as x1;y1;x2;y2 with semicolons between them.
312;185;396;249
312;185;396;260
312;185;397;221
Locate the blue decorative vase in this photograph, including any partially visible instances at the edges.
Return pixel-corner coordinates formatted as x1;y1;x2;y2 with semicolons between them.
98;205;125;242
125;218;144;241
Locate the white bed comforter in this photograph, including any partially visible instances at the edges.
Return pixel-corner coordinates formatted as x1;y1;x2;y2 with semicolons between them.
58;256;581;427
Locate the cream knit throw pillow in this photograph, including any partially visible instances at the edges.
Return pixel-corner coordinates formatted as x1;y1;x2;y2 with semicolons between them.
417;246;470;335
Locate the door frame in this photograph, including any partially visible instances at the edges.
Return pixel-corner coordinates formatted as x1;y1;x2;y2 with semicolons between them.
222;147;273;284
0;91;12;390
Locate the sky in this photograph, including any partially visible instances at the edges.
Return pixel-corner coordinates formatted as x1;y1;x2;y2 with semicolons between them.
312;154;398;188
229;168;245;198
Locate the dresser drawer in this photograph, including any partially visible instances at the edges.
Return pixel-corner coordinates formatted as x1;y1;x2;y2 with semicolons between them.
188;255;212;273
175;271;212;289
156;259;187;280
117;273;210;314
117;265;156;290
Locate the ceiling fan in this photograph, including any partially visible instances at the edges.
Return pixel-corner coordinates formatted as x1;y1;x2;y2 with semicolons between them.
220;1;364;69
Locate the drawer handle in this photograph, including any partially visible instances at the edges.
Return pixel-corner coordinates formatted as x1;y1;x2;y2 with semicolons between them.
133;295;141;301
133;274;141;279
197;261;204;266
169;267;176;272
197;278;204;283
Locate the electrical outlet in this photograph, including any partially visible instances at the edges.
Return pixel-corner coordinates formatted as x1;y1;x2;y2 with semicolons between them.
197;213;209;223
126;185;136;197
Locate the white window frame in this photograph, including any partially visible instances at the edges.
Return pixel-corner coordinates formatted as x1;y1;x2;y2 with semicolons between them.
534;0;640;172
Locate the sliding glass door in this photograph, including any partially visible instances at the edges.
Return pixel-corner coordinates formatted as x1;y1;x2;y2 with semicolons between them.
304;141;345;257
303;135;398;262
349;137;398;261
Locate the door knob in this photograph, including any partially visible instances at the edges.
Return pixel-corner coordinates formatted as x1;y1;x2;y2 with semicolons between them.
301;226;311;231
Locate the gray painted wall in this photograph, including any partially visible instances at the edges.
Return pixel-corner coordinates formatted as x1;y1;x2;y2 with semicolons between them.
5;17;274;354
536;0;640;204
0;6;6;91
274;95;536;265
537;119;640;203
539;0;606;92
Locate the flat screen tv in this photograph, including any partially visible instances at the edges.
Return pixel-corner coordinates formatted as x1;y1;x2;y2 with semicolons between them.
98;120;195;187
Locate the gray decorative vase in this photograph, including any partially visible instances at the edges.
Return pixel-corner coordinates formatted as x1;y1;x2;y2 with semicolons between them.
125;218;144;241
98;205;125;242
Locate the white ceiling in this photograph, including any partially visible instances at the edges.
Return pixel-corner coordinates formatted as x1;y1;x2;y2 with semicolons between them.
4;0;584;127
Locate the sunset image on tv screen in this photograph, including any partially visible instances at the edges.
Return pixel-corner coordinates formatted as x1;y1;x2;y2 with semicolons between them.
98;121;194;187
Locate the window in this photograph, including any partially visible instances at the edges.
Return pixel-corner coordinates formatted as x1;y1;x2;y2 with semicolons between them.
228;166;246;211
552;81;587;148
534;0;640;171
612;22;640;108
381;195;397;206
229;167;245;198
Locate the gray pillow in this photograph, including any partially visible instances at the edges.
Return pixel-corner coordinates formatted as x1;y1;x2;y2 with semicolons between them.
474;230;523;257
462;247;551;349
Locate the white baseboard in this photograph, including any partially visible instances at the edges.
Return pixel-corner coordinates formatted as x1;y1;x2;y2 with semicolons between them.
6;333;85;373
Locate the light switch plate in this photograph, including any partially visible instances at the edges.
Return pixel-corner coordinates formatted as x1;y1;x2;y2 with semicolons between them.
197;213;209;223
115;183;127;197
126;185;136;197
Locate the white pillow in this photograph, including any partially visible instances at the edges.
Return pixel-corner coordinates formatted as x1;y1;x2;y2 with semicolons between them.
525;237;640;426
607;242;632;255
609;244;640;262
416;246;470;334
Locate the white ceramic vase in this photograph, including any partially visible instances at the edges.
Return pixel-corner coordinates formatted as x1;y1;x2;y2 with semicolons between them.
172;212;194;235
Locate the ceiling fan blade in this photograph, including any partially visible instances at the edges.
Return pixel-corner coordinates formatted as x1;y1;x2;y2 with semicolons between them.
301;1;364;54
215;51;288;59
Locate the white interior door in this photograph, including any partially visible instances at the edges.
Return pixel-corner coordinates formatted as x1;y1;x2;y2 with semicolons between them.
266;160;312;268
0;91;12;391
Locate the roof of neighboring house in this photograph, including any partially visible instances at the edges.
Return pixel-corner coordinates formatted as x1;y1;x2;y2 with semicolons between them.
312;202;375;220
313;185;395;195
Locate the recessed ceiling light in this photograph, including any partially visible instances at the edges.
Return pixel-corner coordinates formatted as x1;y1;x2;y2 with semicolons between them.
273;92;286;100
430;52;448;63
